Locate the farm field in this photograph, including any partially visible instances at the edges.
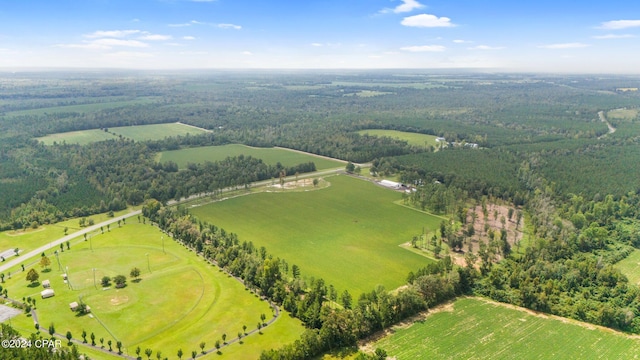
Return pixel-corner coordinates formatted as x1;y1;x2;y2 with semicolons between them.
607;108;639;120
109;122;209;141
36;122;208;145
37;129;118;145
157;144;344;170
357;129;439;148
616;249;640;285
189;175;440;297
4;221;304;358
5;97;159;117
373;297;640;359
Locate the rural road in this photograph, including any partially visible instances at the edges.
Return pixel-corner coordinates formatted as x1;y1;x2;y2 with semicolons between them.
598;110;616;136
0;210;141;274
0;165;349;274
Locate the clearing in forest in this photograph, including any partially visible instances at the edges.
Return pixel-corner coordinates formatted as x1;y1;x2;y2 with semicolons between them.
109;122;208;141
616;249;640;285
157;143;344;170
357;129;439;149
37;122;208;144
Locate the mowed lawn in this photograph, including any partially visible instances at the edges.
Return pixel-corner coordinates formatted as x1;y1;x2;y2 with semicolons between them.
5;221;304;358
0;209;134;261
157;144;344;170
357;129;438;148
190;175;439;296
374;297;640;359
616;249;640;285
109;122;209;141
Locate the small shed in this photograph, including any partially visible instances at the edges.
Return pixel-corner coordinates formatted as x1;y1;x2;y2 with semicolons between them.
42;280;50;288
41;289;55;299
69;302;79;311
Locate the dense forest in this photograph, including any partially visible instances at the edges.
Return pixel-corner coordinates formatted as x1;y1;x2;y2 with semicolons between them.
2;71;640;357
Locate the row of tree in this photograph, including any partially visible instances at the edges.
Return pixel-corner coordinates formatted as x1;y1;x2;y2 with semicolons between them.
142;200;471;359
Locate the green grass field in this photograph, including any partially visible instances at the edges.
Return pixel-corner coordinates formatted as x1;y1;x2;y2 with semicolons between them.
36;123;209;145
4;221;304;358
6;98;159;117
357;129;438;148
373;297;640;359
189;175;440;296
157;144;344;170
37;129;118;145
607;108;639;121
109;123;209;141
616;249;640;285
0;209;134;260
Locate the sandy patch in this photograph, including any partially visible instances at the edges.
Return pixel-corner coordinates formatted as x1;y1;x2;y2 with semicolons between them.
110;295;129;306
5;227;46;236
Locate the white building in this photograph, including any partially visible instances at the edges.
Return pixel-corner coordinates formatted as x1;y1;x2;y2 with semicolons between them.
380;180;402;190
41;289;55;299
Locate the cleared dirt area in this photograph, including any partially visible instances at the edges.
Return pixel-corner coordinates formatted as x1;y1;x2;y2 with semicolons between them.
450;203;525;267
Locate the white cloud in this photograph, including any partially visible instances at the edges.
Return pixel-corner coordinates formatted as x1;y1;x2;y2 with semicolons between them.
55;38;149;50
453;39;471;44
593;33;635;39
381;0;425;14
311;43;323;47
599;20;640;30
104;51;153;59
217;23;242;30
55;43;110;50
183;36;196;40
93;39;149;48
401;14;455;28
139;34;172;41
538;42;590;49
84;30;141;38
169;20;202;27
394;0;425;13
469;45;504;50
400;45;446;52
242;51;253;55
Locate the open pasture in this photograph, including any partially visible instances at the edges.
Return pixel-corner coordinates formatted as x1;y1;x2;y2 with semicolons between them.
616;249;640;285
157;144;344;170
607;108;639;121
373;297;640;359
189;175;439;296
357;129;439;148
4;221;304;358
5;97;159;117
37;129;118;145
109;122;209;141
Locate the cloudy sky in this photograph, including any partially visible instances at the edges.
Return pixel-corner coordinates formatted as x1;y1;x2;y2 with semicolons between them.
0;0;639;72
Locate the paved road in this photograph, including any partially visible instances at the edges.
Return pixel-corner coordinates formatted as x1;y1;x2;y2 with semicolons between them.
0;210;141;274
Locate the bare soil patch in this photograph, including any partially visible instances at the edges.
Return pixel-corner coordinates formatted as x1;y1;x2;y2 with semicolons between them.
450;203;525;267
110;294;129;306
6;227;46;236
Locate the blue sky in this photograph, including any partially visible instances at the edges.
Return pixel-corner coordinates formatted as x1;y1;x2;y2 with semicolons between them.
0;0;639;72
